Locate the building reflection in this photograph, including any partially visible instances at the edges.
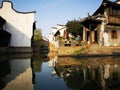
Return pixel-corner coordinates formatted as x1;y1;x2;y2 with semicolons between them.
50;56;120;90
0;54;33;90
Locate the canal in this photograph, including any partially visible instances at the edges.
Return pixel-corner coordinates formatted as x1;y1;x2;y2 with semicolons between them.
0;53;120;90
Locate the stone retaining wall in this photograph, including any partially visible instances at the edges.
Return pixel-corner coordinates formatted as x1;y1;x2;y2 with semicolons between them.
50;43;120;56
50;45;82;56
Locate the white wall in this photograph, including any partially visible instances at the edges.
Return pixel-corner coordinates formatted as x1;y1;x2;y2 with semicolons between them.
56;25;66;37
108;29;120;46
49;33;54;43
0;1;35;47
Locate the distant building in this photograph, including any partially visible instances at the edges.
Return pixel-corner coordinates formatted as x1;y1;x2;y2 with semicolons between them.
0;1;36;52
49;24;69;47
80;0;120;46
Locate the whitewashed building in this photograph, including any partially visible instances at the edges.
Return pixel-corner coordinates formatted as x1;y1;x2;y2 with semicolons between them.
0;1;36;52
49;24;68;47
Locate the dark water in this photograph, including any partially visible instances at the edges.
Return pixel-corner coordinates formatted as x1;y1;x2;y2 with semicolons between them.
0;53;120;90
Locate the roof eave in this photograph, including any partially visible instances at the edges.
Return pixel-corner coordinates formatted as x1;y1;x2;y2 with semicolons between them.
93;0;120;16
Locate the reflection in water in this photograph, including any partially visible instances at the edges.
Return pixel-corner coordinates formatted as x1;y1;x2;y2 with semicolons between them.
31;53;49;85
50;56;120;90
0;54;33;90
0;60;10;89
1;53;120;90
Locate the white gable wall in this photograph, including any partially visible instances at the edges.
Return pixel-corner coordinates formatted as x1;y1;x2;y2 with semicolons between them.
56;25;66;37
0;1;35;47
51;27;58;35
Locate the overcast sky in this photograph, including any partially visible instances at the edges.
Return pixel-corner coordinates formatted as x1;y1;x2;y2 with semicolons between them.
1;0;115;38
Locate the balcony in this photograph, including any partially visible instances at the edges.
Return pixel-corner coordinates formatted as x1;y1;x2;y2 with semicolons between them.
108;16;120;25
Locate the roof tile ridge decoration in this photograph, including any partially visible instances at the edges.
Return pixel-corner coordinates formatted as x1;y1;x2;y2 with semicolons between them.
51;27;58;29
57;24;65;26
92;0;116;16
0;0;36;14
57;27;66;31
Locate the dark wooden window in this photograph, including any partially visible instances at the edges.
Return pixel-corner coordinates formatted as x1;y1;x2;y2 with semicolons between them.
111;30;117;39
110;7;120;16
113;9;120;16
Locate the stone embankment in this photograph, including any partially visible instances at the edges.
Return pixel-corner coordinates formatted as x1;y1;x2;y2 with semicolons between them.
0;47;33;55
80;44;120;56
50;44;120;57
49;42;83;56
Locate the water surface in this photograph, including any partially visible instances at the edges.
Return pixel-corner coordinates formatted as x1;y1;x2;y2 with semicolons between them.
0;53;120;90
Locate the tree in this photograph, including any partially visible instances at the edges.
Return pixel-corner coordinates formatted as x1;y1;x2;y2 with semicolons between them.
34;28;42;41
66;19;83;37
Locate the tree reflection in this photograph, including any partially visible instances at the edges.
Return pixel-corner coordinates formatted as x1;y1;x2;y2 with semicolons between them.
65;69;84;89
31;53;49;72
53;56;120;90
31;52;49;84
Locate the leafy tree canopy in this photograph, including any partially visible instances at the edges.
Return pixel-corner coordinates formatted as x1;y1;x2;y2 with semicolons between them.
34;28;42;41
66;19;83;37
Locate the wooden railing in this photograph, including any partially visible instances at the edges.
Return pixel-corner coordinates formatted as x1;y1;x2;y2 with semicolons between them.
108;16;120;25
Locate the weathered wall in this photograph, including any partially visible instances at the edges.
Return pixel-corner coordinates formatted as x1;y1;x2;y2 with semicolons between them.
106;25;120;46
0;1;35;47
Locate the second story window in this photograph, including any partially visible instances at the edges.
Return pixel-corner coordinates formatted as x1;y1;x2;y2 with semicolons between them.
113;9;120;16
110;7;120;16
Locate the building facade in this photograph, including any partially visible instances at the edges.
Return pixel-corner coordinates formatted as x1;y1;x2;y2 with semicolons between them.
0;1;36;48
81;0;120;46
49;24;68;47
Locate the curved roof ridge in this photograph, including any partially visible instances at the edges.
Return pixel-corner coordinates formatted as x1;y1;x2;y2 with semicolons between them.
93;0;120;16
0;1;36;14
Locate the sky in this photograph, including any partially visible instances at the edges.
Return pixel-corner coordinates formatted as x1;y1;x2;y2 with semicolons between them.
0;0;116;38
